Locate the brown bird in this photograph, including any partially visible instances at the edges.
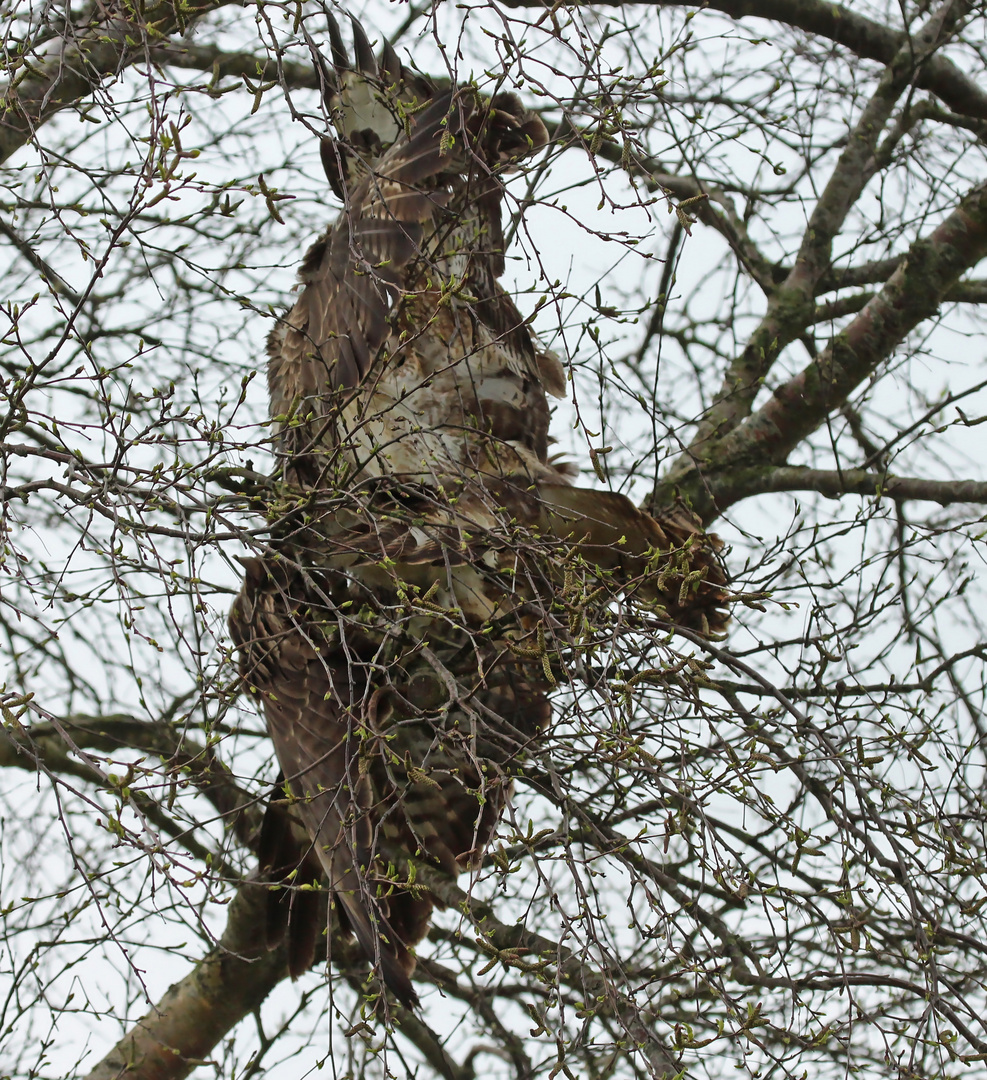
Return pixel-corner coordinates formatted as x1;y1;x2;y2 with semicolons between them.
230;15;729;1008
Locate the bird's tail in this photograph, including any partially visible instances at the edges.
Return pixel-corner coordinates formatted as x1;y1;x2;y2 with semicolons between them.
257;781;326;980
258;773;424;1009
333;886;422;1010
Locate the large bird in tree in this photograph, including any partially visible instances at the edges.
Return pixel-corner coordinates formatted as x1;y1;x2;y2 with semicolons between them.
230;15;730;1008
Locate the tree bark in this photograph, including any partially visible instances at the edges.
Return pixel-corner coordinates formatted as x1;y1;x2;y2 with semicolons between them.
0;0;238;166
654;177;987;521
84;882;287;1080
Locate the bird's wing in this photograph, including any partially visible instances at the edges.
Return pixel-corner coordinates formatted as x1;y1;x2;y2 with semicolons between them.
537;484;732;637
230;556;423;1006
268;92;465;418
267;89;556;480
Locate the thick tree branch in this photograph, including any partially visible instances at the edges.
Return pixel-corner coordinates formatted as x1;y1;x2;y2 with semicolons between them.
670;0;968;463
0;0;238;166
0;702;257;876
694;466;987;507
817;255;906;294
735;180;987;458
147;42;319;88
653;173;987;520
1;710;262;846
811;276;987;323
502;0;987;122
83;880;288;1080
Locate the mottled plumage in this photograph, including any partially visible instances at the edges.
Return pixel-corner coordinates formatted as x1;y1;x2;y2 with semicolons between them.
266;81;564;493
231;16;730;1008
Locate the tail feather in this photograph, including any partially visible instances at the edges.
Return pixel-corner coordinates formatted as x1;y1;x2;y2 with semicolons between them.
258;771;427;1002
334;888;421;1009
258;780;325;978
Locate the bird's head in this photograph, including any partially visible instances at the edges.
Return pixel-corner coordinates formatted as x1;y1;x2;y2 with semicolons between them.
305;14;546;199
306;13;437;200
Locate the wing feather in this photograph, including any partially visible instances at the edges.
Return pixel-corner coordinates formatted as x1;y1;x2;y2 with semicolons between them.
268;92;482;484
231;559;423;1006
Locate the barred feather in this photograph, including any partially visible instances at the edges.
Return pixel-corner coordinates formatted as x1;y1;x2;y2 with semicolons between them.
234;16;730;1008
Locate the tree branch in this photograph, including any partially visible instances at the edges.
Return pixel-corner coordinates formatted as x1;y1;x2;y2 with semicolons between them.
735;178;987;457
570;123;782;293
2;710;262;847
418;865;684;1078
0;702;258;876
147;42;319;89
502;0;987;122
696;465;987;507
655;172;987;521
811;275;987;322
0;0;239;166
83;879;288;1080
668;0;969;464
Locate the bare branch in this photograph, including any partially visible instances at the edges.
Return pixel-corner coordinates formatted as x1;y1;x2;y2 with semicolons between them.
10;712;263;846
83;880;288;1080
656;173;987;519
0;0;239;166
696;465;987;507
503;0;987;122
147;42;316;87
668;0;970;465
